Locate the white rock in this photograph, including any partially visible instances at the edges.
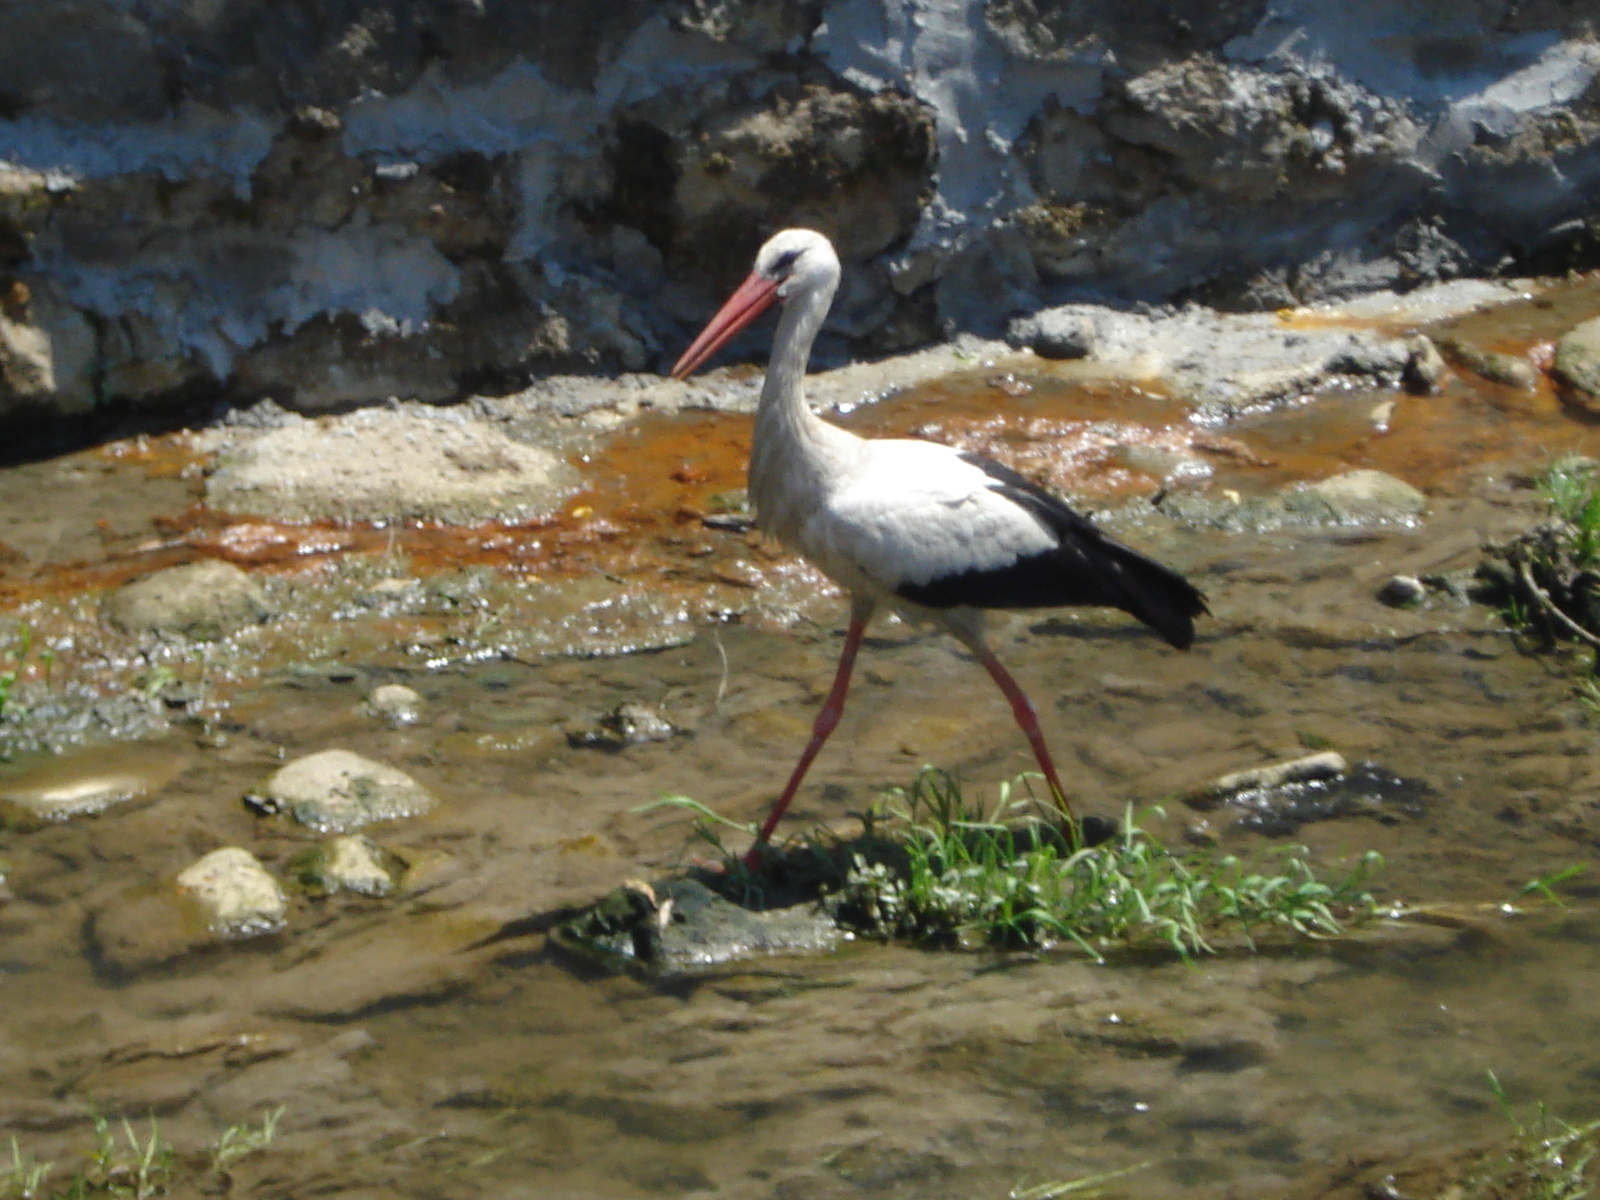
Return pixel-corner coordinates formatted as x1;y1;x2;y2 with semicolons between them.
176;848;287;938
367;683;423;726
1191;752;1350;807
253;748;435;833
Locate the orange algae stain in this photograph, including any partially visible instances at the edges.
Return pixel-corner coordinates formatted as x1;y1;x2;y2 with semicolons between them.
94;431;210;479
19;298;1600;616
577;410;753;521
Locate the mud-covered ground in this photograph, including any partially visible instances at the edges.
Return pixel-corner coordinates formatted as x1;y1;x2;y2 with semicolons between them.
5;278;1600;1198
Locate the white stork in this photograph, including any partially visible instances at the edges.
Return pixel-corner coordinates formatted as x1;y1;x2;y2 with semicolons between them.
672;229;1207;863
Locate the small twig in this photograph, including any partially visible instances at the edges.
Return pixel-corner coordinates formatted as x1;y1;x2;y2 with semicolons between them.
1518;560;1600;650
711;627;730;712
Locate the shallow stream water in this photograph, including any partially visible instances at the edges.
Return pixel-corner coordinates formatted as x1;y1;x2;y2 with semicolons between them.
5;284;1600;1198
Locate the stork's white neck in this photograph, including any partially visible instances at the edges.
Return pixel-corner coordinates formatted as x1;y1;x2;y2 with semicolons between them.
760;270;834;418
748;264;855;543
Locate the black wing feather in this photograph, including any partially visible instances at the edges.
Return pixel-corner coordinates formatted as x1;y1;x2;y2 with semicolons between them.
894;454;1208;649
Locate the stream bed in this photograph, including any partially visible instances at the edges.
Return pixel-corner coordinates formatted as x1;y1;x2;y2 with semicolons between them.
4;280;1600;1198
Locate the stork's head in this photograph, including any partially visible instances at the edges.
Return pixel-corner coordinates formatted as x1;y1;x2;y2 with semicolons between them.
670;229;840;379
752;228;840;301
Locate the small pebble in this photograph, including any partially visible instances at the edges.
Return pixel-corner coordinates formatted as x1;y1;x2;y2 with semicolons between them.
1377;574;1427;608
368;683;424;725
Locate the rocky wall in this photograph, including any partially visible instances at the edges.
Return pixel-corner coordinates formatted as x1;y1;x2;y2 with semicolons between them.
0;0;1597;424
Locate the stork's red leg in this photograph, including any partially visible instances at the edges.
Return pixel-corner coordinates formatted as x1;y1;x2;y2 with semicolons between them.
970;642;1079;832
746;612;868;864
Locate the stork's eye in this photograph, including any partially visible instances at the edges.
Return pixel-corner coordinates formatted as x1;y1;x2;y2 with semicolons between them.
772;248;801;274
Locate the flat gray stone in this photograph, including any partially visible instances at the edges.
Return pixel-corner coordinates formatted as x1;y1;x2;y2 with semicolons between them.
1162;469;1427;531
1289;469;1428;523
552;878;840;978
0;743;189;826
206;407;581;523
1190;752;1350;807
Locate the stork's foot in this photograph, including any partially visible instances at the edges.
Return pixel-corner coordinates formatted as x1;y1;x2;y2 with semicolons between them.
740;843;769;871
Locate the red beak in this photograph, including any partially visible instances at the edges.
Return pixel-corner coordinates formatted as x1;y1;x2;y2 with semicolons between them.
670;271;781;380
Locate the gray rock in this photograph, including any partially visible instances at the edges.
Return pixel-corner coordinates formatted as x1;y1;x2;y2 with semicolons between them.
322;836;397;896
551;878;840;978
1066;306;1417;416
1188;758;1432;835
1402;335;1447;394
206;407;581;524
1006;307;1096;359
1554;316;1600;403
175;847;288;938
1284;470;1428;526
0;0;1590;431
0;282;96;418
1162;469;1427;531
1439;336;1540;390
102;559;270;638
567;701;679;750
367;683;423;726
248;748;436;834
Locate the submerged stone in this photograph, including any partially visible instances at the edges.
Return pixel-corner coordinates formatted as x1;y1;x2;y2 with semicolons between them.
248;748;436;833
290;835;397;897
1163;469;1427;531
566;701;679;750
0;742;190;827
1285;470;1428;525
1378;574;1428;608
1189;752;1349;808
1188;754;1432;835
1437;335;1540;390
550;877;839;978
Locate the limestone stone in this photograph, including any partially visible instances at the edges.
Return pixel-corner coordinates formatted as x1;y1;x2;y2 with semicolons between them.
205;407;580;524
102;559;271;638
251;748;436;834
175;847;288;938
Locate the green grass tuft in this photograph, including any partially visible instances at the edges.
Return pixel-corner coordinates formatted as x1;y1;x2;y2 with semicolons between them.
654;768;1381;957
0;1108;287;1200
831;769;1379;956
1539;456;1600;566
1475;1072;1600;1200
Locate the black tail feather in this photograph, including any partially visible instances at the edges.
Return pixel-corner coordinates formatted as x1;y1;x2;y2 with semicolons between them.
895;455;1208;649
